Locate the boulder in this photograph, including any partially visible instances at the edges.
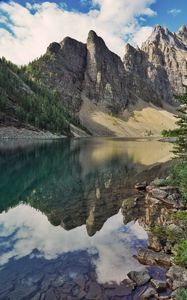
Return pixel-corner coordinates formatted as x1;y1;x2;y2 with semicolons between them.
137;248;171;267
166;266;187;290
135;182;147;191
151;188;168;199
148;233;163;252
151;279;167;292
141;287;158;299
127;270;151;286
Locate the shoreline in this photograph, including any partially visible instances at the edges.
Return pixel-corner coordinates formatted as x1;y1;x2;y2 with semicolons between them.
131;180;187;299
0;126;66;140
0;126;176;141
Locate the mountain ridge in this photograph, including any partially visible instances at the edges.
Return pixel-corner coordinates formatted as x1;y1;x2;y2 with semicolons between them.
0;24;187;137
28;24;187;112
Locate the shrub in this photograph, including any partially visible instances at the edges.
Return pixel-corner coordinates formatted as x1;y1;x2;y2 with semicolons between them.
173;240;187;267
176;288;187;300
169;162;187;201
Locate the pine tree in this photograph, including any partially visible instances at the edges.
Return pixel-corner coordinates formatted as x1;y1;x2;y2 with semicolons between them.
173;86;187;159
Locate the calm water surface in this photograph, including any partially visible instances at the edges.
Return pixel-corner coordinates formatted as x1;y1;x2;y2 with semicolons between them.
0;138;173;299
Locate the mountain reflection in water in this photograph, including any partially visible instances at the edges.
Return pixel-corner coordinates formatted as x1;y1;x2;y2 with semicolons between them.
0;138;174;299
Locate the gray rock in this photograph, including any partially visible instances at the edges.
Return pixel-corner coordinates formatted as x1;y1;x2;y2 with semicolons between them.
124;25;187;107
151;279;167;292
141;287;158;299
135;181;147;191
137;248;171;267
52;275;65;287
148;232;163;252
166;266;187;290
86;282;102;299
45;288;57;300
127;270;151;286
8;284;37;300
151;188;168;199
74;275;87;290
84;30;128;114
26;24;187;135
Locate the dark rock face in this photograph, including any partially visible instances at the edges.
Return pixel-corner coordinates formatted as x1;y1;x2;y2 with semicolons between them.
30;25;187;117
47;42;61;54
84;30;128;113
32;37;87;114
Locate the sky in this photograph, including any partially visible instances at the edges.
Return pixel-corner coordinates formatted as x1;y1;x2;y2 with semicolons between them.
0;0;186;65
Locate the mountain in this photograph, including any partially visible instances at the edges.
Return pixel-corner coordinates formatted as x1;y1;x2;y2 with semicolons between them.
0;58;90;137
25;25;186;136
1;25;186;137
124;25;187;106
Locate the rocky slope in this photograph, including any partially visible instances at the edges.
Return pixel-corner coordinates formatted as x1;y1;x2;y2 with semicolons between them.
1;25;186;137
25;25;187;136
0;58;89;138
124;25;187;106
29;25;187;111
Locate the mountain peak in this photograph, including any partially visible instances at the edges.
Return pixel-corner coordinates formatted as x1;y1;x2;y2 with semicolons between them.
87;30;104;46
47;42;61;54
88;30;98;40
176;25;187;46
148;25;171;41
141;24;186;51
177;25;187;34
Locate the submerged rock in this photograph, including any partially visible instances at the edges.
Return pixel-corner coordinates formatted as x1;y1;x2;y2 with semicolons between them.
141;287;158;299
127;270;151;286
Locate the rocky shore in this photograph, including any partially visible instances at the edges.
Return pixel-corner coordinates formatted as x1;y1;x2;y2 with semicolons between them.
128;180;187;299
0;126;65;139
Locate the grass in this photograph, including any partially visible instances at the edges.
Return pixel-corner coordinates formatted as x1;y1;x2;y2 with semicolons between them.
173;240;187;268
151;224;185;244
176;288;187;300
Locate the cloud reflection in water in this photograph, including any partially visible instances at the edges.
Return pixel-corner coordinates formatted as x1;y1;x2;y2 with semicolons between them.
0;204;147;284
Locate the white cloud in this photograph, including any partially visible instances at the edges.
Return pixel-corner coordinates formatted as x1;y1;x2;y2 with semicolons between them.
0;0;156;65
167;8;181;17
132;26;153;47
0;204;147;283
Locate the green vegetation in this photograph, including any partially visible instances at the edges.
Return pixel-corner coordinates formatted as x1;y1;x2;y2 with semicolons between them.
161;128;180;137
0;57;70;135
162;87;187;158
169;162;187;201
176;288;187;300
173;240;187;268
161;87;187;205
151;224;185;244
174;211;187;222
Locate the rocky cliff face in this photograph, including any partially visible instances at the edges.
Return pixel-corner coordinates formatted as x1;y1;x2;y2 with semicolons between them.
28;25;187;117
30;37;87;114
124;25;187;106
84;30;128;114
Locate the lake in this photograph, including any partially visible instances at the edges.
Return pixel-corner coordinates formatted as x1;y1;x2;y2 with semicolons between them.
0;138;174;300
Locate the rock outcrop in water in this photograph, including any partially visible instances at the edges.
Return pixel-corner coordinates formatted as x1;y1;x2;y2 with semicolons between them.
28;25;187;116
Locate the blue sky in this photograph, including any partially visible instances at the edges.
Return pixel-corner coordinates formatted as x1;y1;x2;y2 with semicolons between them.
148;0;187;31
0;0;186;64
4;0;186;32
